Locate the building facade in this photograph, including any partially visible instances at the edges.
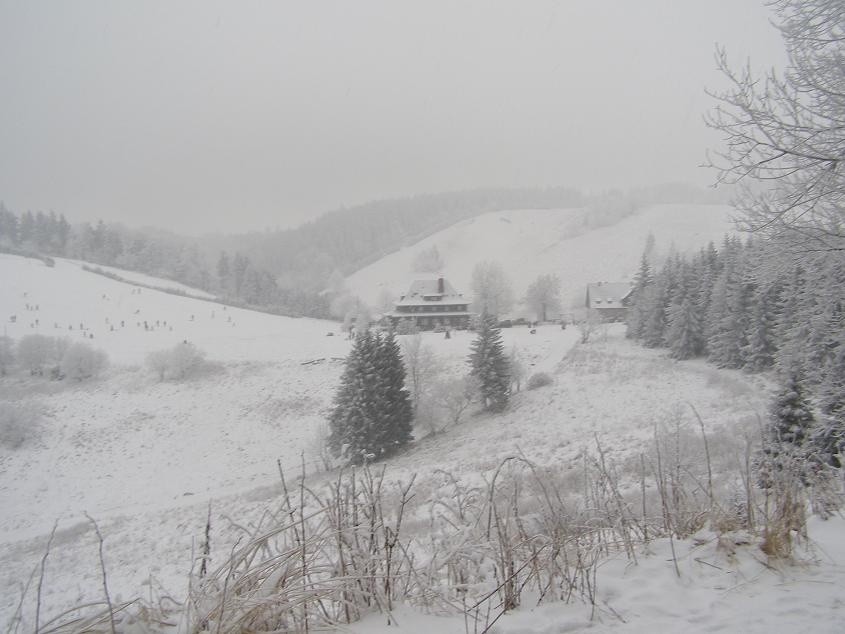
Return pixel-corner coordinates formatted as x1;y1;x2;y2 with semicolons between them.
585;281;633;322
388;277;472;331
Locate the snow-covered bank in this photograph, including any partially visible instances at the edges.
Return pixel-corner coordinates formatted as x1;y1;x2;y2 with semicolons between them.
349;514;845;633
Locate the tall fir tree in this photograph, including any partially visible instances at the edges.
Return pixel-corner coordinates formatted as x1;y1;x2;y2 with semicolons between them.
667;296;705;359
815;342;845;467
328;330;376;464
373;330;414;457
641;278;669;348
666;261;705;359
706;256;749;369
626;252;653;339
327;329;413;465
758;370;817;487
743;282;780;372
769;371;815;447
468;313;511;412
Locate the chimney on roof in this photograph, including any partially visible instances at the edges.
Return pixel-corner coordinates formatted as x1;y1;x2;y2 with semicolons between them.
438;277;444;294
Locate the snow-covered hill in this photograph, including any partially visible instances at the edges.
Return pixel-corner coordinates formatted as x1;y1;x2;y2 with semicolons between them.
2;251;843;634
0;253;577;541
0;254;351;366
345;204;735;312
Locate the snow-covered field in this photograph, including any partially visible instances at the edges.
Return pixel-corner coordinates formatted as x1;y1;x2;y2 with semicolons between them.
1;250;843;633
345;204;735;310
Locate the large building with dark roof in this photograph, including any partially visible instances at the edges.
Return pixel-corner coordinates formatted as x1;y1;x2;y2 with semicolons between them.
388;277;472;331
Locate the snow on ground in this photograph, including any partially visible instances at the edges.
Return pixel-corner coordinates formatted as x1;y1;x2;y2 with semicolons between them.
2;252;842;633
65;259;218;299
0;253;350;365
0;254;585;628
350;514;845;633
345;204;735;310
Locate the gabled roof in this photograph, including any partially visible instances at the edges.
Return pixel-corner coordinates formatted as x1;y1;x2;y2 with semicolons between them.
395;277;466;307
586;282;633;309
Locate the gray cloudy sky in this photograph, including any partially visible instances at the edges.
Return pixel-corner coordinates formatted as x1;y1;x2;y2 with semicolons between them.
0;1;785;235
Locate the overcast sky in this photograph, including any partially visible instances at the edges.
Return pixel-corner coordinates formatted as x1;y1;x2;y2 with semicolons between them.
0;1;786;235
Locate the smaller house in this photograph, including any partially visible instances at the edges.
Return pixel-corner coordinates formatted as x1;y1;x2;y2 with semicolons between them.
389;277;472;331
585;282;633;322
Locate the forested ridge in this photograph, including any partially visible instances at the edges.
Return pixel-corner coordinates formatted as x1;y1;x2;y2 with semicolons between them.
220;187;584;289
0;204;330;318
0;183;722;319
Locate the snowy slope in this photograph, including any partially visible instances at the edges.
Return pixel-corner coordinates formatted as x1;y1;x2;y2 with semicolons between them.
0;254;349;365
349;514;845;634
0;253;579;541
345;204;735;311
2;252;843;634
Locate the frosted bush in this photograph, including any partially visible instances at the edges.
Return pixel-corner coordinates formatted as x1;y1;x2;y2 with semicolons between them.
527;372;553;390
147;342;207;381
60;342;109;380
0;402;42;449
16;334;56;375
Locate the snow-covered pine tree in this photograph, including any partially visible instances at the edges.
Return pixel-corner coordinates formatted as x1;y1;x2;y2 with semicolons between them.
812;289;845;467
625;251;653;339
802;256;845;388
667;296;705;359
694;244;719;328
818;343;845;423
641;276;669;348
666;261;706;359
758;370;817;487
468;313;510;412
706;250;750;369
327;329;414;465
742;281;780;372
770;371;815;447
373;329;413;459
328;330;378;465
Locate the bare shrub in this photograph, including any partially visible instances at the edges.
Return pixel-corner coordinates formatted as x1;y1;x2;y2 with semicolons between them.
60;342;109;381
0;401;42;449
147;342;207;381
402;334;442;421
305;422;336;473
573;309;604;344
508;345;527;392
526;372;553;390
412;244;444;273
434;375;477;427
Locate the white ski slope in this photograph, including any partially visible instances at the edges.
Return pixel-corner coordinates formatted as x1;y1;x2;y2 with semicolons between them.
345;204;735;312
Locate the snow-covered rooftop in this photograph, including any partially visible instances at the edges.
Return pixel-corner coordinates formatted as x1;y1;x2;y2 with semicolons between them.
586;281;633;307
396;277;467;306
